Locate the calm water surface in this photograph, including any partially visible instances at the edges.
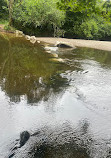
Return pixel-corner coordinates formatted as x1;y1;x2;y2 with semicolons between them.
0;33;111;158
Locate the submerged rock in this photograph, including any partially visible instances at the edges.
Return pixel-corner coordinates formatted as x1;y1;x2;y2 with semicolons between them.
52;53;58;58
46;50;51;54
20;131;30;147
44;46;58;52
50;58;64;63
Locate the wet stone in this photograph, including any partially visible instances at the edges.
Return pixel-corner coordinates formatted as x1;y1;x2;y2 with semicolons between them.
20;131;30;147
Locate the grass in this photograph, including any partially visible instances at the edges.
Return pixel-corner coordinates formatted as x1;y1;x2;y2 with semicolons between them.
0;19;8;25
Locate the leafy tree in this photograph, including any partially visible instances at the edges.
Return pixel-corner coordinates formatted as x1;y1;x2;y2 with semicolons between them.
102;0;111;21
57;0;111;40
12;0;65;36
57;0;100;17
8;0;14;25
0;0;8;20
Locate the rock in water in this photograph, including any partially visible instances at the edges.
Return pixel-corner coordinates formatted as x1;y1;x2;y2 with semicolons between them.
55;41;75;48
50;58;64;63
30;36;37;44
37;41;40;43
25;35;31;40
20;131;30;147
52;53;58;58
44;46;58;51
15;30;24;37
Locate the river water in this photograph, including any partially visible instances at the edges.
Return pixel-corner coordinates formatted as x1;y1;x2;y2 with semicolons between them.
0;33;111;158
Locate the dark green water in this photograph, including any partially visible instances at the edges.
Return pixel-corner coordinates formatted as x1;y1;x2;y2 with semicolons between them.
0;33;111;158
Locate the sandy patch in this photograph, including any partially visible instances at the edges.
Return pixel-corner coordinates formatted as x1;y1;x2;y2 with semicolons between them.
36;37;111;51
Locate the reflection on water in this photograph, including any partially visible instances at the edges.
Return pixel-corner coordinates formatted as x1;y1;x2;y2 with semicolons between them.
0;33;111;158
0;34;69;103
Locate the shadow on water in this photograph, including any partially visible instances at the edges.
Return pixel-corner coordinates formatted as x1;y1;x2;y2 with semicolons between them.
12;120;92;158
13;119;111;158
32;122;91;158
12;120;111;158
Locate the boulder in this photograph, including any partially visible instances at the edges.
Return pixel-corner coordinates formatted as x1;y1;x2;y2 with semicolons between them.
25;35;31;40
55;41;75;48
30;36;37;44
46;50;51;54
15;30;24;37
52;53;58;58
20;131;30;147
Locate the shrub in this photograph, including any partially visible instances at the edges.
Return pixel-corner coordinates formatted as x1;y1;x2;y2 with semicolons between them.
12;0;65;36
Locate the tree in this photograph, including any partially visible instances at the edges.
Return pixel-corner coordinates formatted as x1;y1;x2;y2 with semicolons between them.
57;0;99;16
12;0;65;36
102;0;111;21
56;0;111;40
0;0;8;19
9;0;14;26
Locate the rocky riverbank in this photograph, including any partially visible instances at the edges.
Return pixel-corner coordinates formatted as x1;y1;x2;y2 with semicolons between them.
1;29;111;51
24;33;111;51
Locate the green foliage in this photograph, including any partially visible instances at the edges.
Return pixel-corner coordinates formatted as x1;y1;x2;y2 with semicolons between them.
1;0;111;40
57;0;100;17
78;16;111;40
12;0;65;36
57;0;111;40
4;23;15;31
4;24;10;30
0;19;8;25
101;0;111;21
0;0;8;19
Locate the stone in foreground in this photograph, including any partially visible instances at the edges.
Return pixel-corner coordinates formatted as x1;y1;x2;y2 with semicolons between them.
20;131;30;147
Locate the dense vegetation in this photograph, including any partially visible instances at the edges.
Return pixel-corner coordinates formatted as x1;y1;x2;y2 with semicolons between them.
0;0;8;20
0;0;111;40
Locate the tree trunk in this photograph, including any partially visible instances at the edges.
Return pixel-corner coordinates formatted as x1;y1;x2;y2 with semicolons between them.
9;0;14;26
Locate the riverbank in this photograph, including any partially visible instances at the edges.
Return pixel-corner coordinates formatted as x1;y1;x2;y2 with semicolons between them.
36;37;111;52
0;24;15;33
0;29;111;51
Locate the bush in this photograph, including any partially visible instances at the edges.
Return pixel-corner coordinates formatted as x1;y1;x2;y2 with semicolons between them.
4;24;16;32
78;15;111;40
0;0;8;20
12;0;65;36
63;13;111;40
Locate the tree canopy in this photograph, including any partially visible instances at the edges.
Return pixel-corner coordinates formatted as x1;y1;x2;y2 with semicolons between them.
1;0;111;40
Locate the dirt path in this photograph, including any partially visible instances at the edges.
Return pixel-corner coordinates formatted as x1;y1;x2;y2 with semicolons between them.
36;37;111;51
0;24;4;30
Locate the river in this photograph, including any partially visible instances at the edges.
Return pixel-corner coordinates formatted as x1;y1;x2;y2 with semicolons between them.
0;33;111;158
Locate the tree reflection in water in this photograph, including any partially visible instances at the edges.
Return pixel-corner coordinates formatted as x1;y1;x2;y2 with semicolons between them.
0;34;69;103
0;34;110;104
